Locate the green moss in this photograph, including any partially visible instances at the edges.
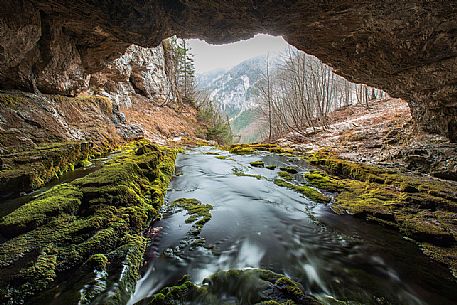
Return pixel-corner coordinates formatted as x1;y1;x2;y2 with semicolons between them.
0;184;83;237
204;152;220;155
228;143;293;155
278;171;294;181
147;269;320;305
172;198;213;231
0;93;28;108
266;165;277;170
16;247;58;301
78;159;92;168
0;141;96;197
87;254;108;271
274;178;330;203
304;149;457;277
421;244;457;278
148;276;200;305
250;160;265;167
275;276;305;299
215;155;230;160
0;140;177;304
304;171;343;192
279;166;298;174
233;168;263;180
395;212;454;245
229;145;255;154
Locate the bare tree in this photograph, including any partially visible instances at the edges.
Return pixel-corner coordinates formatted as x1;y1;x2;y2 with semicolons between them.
257;48;386;139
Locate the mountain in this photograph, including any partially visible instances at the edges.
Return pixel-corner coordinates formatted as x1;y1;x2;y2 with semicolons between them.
197;55;271;142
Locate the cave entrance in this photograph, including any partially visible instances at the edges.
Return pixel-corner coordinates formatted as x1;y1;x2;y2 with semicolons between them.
183;34;398;147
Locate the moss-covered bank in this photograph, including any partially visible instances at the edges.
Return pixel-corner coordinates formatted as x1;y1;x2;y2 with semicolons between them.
0;140;177;304
0;142;101;198
304;150;457;277
228;143;294;155
147;269;322;305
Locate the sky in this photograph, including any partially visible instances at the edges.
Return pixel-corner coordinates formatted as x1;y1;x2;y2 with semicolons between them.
187;34;289;74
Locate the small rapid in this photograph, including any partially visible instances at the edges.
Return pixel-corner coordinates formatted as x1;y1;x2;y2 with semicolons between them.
129;147;457;305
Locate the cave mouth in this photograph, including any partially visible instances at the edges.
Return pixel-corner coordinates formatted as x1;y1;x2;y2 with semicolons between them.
1;0;456;139
189;34;395;144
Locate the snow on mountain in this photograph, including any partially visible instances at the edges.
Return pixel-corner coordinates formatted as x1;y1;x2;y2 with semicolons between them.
197;55;267;118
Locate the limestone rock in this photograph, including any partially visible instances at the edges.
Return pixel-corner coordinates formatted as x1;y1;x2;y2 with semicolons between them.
89;44;174;107
1;0;457;140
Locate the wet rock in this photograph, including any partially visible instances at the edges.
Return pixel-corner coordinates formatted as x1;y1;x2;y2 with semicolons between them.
147;269;322;305
0;140;178;304
397;144;457;182
0;142;93;198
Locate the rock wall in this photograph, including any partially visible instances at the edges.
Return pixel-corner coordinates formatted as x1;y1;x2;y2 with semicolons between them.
88;44;175;108
1;0;457;140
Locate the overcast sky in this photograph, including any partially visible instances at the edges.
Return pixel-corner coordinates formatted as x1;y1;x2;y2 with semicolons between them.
188;34;289;74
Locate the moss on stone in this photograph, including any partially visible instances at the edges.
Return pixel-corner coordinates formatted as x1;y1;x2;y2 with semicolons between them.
0;184;83;237
266;164;277;170
147;269;321;305
228;143;293;155
0;139;177;304
147;276;200;305
303;149;457;277
0;141;95;197
215;155;229;160
275;276;305;299
87;254;108;271
274;178;331;203
279;166;298;174
0;92;29;108
250;160;265;167
172;198;213;232
78;158;92;168
278;171;294;181
233;168;263;180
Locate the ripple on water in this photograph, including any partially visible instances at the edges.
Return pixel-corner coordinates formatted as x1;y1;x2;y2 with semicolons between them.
128;147;457;305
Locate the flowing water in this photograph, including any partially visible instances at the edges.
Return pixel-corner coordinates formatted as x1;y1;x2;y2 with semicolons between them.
128;147;457;305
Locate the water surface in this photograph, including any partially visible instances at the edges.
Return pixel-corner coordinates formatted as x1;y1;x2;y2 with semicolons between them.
129;147;457;305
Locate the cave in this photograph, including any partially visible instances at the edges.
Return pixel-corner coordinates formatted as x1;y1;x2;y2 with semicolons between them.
1;0;456;140
2;2;457;304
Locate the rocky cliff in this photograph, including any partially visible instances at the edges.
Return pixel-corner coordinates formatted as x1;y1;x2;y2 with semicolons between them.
0;37;198;150
1;0;456;140
88;44;175;108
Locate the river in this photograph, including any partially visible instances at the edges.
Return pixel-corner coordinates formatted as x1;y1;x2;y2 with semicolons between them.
127;147;457;305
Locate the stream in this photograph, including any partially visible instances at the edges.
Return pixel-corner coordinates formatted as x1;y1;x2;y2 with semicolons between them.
128;147;457;305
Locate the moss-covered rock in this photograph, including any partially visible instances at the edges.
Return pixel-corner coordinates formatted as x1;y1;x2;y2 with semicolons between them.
0;142;96;198
0;184;83;237
228;143;293;155
250;160;265;168
274;178;331;204
278;171;294;181
233;168;264;180
303;150;457;277
147;269;322;305
171;198;213;232
279;166;298;174
0;140;177;304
